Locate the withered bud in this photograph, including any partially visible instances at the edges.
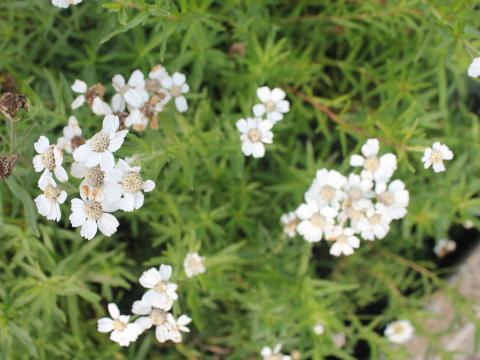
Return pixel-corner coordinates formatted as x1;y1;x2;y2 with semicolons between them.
0;154;18;181
85;83;106;106
229;42;246;57
71;136;85;150
0;74;18;93
0;92;28;119
145;78;161;94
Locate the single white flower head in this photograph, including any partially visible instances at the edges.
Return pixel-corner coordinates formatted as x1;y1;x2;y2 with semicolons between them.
295;199;337;243
73;114;128;171
69;185;119;240
33;135;68;185
305;169;347;209
375;180;409;220
57;116;84;154
313;322;325;335
468;57;480;78
260;344;291;360
184;252;206;278
103;159;155;212
52;0;83;8
160;72;189;112
34;173;67;222
434;239;456;258
165;313;192;343
236;118;273;158
253;86;290;124
280;212;298;238
342;173;374;210
125;90;171;131
71;80;111;115
97;303;142;347
332;333;346;348
350;138;397;183
139;265;178;311
384;320;414;344
131;299;172;343
326;226;360;256
112;70;150;111
421;142;453;173
358;208;391;241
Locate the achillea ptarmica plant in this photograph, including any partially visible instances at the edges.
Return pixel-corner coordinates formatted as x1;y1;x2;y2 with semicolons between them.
0;92;28;120
0;154;18;181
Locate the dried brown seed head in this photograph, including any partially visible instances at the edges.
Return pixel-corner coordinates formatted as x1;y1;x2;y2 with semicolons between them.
0;155;18;180
0;92;28;119
229;42;246;57
85;83;106;106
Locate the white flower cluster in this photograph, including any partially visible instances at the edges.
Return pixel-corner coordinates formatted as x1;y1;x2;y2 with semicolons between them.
52;0;83;8
71;65;188;131
98;264;191;347
260;343;291;360
236;86;290;158
282;138;409;256
33;64;188;240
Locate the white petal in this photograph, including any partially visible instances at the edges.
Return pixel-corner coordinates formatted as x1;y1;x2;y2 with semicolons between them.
98;213;119;237
134;192;144;209
97;318;114;333
108;303;120;319
99;151;115;171
270;88;286;101
73;144;92;163
120;193;136;212
71;95;85;109
468;57;480;78
71;79;87;94
128;69;145;88
142;180;155;192
256;86;271;102
252;104;266;117
54;166;68;183
34;136;50;154
80;218;98;240
175;96;188;112
102;115;119;134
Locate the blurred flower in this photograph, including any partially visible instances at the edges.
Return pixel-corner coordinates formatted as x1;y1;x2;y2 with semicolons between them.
184;252;206;278
350;138;397;183
69;185;119;240
358;209;391;241
280;212;298;238
253;86;290;124
434;239;456;258
229;42;246;57
139;265;178;311
57;116;84;153
73;115;128;171
384;320;414;344
468;57;480;78
421;142;453;173
71;80;111;115
463;220;475;229
33;135;68;185
97;303;142;347
132;300;171;342
146;64;169;94
295;199;337;243
375;180;409;220
0;154;17;181
34;173;67;222
103;159;155;212
327;226;360;256
161;72;189;113
260;344;291;360
112;70;149;110
0;92;28;119
52;0;83;8
332;333;346;348
236;118;273;158
313;322;325;335
166;314;192;343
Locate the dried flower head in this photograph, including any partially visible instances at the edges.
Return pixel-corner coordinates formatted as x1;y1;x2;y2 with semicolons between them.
229;42;246;57
0;92;28;119
0;154;18;180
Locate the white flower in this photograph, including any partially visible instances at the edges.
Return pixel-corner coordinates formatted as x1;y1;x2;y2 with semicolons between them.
103;159;155;212
125;90;171;131
57;116;83;154
421;142;453;173
260;344;291;360
384;320;414;344
253;86;290;124
375;180;409;220
468;57;480;78
165;314;191;343
160;72;189;112
358;209;391;241
97;303;142;347
112;70;149;111
131;300;172;342
326;226;360;256
71;80;111;115
52;0;83;8
33;135;68;185
34;173;67;222
69;185;119;240
73;115;128;171
332;333;346;348
313;322;325;335
184;252;206;278
236;118;273;158
149;64;169;83
280;212;298;238
342;173;374;210
139;265;178;311
305;169;347;209
434;239;456;258
295;199;337;243
350;138;397;182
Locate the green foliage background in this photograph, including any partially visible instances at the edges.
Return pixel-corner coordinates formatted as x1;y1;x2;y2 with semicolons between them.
1;0;480;358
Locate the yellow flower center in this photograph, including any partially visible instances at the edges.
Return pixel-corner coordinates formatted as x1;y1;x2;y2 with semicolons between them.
121;172;143;193
247;129;262;142
85;165;105;188
83;200;103;220
41;146;56;171
90;132;110;152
